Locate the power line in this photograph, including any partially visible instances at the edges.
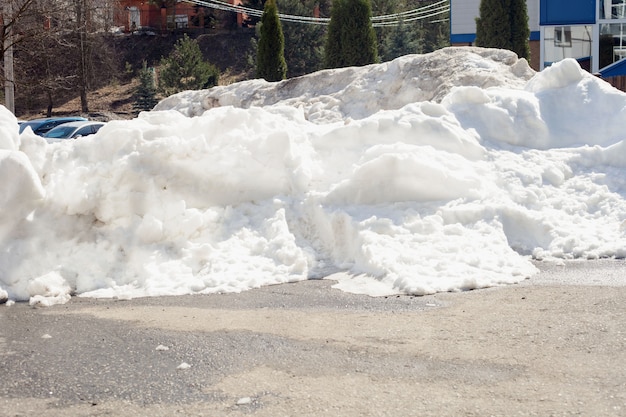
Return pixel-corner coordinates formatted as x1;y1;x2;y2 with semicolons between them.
185;0;449;26
190;0;328;23
371;0;449;21
372;6;450;27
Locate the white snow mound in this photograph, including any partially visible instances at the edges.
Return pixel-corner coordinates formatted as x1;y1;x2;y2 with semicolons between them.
2;47;626;306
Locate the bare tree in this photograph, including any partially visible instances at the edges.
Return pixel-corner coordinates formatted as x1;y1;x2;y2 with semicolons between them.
17;31;79;116
74;0;90;112
64;0;119;113
1;0;37;56
12;0;118;116
1;0;37;113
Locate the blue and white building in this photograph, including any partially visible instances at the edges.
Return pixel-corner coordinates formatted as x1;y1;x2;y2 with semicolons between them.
450;0;626;77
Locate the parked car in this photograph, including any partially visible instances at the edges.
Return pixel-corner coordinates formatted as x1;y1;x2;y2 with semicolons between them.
19;116;88;136
43;121;105;140
132;27;157;36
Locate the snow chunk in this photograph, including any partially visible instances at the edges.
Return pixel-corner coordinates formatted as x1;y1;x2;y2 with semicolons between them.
0;106;19;150
27;272;72;307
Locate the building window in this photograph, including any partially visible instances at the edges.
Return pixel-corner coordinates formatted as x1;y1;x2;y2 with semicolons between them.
603;0;626;20
167;14;189;29
600;23;626;66
543;25;593;70
555;27;572;47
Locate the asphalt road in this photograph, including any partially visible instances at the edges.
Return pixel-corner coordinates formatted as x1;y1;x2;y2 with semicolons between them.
1;259;626;417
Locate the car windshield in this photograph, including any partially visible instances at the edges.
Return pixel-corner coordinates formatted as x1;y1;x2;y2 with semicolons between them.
45;126;77;139
19;122;39;134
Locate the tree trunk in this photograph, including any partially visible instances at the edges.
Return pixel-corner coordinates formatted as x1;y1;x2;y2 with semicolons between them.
80;87;88;113
46;90;53;117
3;0;15;113
76;0;89;113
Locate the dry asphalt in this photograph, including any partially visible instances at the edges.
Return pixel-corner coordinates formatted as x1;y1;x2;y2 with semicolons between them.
1;259;625;417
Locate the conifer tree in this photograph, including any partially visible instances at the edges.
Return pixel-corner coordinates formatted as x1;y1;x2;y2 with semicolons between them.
256;0;287;81
475;0;530;60
133;61;159;113
279;0;325;77
509;0;530;60
381;20;420;61
324;0;378;68
475;0;511;50
158;34;219;96
422;9;450;53
324;0;346;68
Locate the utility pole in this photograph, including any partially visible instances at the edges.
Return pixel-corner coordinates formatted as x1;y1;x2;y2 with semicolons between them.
3;0;15;114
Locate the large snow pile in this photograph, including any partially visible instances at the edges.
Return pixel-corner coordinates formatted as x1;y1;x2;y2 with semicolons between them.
3;47;626;306
155;47;535;122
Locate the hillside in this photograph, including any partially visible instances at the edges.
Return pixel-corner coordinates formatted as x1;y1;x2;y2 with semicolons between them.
17;30;256;121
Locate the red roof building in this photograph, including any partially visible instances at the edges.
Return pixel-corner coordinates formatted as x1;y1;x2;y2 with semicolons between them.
113;0;248;33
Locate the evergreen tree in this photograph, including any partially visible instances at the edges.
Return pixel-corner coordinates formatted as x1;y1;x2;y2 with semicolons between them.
158;34;219;96
256;0;287;81
422;19;450;53
475;0;511;50
324;0;378;68
381;19;421;61
475;0;530;60
375;0;449;62
371;0;399;62
509;0;530;60
324;0;346;68
278;0;325;77
421;0;451;54
133;61;159;113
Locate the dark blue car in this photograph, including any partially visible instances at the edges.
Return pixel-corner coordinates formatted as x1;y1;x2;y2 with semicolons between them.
19;116;88;136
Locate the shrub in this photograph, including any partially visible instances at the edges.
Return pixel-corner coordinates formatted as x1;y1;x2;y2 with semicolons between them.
133;61;159;112
158;34;219;96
